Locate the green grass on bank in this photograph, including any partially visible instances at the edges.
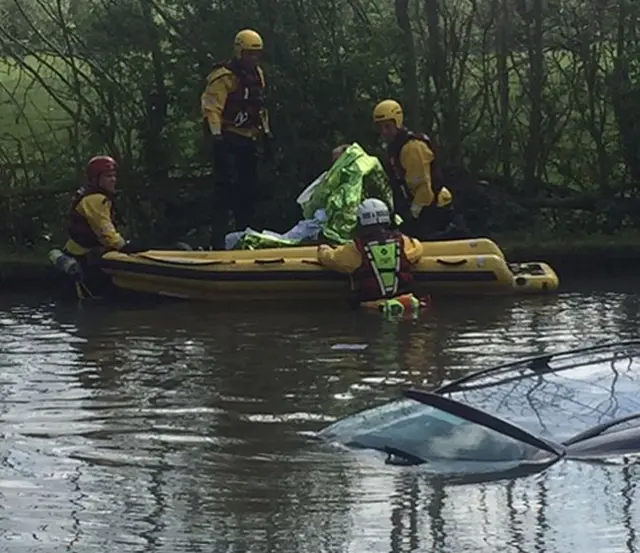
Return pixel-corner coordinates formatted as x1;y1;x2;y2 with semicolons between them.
0;56;79;149
497;229;640;259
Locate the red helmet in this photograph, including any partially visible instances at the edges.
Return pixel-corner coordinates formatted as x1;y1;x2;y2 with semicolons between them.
86;155;117;182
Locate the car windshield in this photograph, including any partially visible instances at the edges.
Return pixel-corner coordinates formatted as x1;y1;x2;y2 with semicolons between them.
318;398;559;464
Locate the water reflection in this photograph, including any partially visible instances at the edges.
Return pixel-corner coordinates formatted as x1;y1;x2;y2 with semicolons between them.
0;285;638;551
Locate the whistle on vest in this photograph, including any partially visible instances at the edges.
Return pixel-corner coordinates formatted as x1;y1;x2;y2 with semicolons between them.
232;111;251;127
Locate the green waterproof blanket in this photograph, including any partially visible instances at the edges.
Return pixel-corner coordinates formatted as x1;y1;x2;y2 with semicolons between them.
234;143;396;250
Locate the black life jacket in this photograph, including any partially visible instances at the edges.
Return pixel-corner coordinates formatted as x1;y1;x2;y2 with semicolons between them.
67;187;116;249
206;59;265;130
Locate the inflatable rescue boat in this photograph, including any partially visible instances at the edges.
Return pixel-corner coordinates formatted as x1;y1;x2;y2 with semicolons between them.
91;238;559;301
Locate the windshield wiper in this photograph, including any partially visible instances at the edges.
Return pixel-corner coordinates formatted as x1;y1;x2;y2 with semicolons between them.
563;413;640;446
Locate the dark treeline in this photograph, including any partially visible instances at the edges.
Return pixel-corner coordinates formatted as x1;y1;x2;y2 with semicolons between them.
0;0;639;249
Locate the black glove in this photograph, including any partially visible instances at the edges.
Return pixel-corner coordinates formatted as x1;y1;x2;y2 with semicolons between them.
120;241;149;254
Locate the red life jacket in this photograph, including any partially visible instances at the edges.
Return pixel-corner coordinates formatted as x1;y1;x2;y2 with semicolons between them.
67;187;116;249
386;129;445;207
351;231;414;302
208;59;266;131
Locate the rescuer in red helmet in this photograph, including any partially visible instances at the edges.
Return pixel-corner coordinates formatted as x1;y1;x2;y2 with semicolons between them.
64;155;144;257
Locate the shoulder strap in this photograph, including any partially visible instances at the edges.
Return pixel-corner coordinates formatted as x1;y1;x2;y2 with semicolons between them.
407;130;432;145
388;129;410;159
257;65;266;87
206;60;233;85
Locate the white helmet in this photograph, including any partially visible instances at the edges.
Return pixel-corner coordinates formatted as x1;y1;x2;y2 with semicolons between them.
357;198;391;226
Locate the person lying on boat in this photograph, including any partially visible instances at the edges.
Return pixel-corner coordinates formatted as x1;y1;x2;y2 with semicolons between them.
64;155;147;260
316;198;429;315
372;99;462;241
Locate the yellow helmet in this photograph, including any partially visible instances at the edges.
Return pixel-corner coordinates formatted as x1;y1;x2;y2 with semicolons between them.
372;99;403;128
233;29;264;58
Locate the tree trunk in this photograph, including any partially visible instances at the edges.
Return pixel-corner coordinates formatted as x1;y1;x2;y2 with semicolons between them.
395;0;421;129
523;0;544;197
496;0;512;184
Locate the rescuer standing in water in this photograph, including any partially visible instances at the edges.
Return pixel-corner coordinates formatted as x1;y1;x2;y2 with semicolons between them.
317;198;429;318
201;29;273;247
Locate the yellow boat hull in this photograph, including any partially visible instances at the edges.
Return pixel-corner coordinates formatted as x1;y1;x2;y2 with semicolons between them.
99;238;558;301
110;237;505;262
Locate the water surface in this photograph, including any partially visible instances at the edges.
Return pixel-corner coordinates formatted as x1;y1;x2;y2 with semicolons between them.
0;281;638;552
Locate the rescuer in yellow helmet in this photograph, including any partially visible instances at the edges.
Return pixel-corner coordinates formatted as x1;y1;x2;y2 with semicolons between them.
200;29;273;247
372;99;457;240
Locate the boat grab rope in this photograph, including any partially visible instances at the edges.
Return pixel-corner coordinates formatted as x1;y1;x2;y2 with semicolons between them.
127;253;237;267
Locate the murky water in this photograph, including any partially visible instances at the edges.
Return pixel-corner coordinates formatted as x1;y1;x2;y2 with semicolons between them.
0;280;639;552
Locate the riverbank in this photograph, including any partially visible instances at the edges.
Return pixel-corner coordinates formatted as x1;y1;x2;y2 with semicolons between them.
503;233;640;276
2;233;640;292
0;250;68;293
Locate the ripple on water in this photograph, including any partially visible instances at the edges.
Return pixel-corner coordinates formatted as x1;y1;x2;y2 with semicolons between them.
0;290;639;552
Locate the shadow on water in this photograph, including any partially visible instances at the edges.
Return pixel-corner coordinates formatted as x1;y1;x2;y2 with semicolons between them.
0;282;639;551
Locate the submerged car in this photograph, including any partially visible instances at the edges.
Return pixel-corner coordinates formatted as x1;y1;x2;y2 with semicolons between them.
314;340;640;482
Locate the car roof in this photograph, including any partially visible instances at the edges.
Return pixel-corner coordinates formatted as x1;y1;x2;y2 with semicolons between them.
435;340;640;394
433;340;640;440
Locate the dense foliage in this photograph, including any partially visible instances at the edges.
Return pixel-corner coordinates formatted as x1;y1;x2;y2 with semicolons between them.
0;0;639;248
